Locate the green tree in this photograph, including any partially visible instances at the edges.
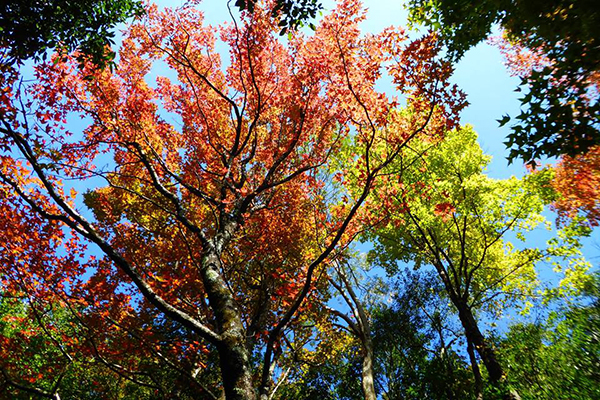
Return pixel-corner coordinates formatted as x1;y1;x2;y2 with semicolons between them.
370;272;476;400
406;0;600;162
0;0;143;67
497;274;600;400
365;126;589;398
275;271;476;400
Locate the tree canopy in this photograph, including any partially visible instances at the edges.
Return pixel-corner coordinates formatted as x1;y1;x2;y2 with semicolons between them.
0;0;143;67
407;0;600;162
0;1;597;399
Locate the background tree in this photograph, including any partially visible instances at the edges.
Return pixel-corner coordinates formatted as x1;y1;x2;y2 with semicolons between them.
496;273;600;400
364;126;590;398
274;270;476;400
235;0;322;34
0;0;143;68
369;272;476;400
407;0;600;163
323;260;377;400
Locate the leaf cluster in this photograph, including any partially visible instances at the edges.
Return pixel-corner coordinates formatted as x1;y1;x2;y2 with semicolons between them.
235;0;322;34
0;0;144;68
406;0;600;162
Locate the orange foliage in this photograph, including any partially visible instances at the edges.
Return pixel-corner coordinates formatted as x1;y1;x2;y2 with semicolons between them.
552;146;600;227
0;0;465;395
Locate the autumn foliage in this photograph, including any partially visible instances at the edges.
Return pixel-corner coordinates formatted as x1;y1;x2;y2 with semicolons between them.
552;146;600;227
0;1;466;398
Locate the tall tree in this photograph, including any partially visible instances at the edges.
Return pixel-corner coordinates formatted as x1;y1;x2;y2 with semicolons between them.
324;260;377;400
275;270;477;400
0;1;465;399
364;126;589;399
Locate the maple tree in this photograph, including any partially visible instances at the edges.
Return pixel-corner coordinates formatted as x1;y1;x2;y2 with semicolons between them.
0;1;465;398
551;146;600;227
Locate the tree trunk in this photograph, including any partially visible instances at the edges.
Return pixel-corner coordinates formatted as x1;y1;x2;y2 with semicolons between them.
456;303;520;400
456;304;503;382
334;266;377;400
201;246;255;400
466;337;484;400
217;338;256;400
361;333;377;400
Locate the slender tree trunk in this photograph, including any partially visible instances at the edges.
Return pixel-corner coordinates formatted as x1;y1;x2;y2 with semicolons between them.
361;333;377;400
456;303;520;400
436;328;455;400
466;337;484;400
334;266;377;400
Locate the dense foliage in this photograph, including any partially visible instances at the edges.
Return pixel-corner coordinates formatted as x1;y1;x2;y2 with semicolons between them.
0;1;597;399
0;0;143;67
407;0;600;162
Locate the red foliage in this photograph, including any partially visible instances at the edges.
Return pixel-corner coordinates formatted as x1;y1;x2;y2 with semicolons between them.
0;0;465;395
552;146;600;227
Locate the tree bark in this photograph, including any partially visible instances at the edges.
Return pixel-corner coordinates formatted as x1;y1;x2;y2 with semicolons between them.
217;338;255;400
466;337;484;400
456;304;503;382
456;303;520;400
361;332;377;400
333;266;377;400
201;242;255;400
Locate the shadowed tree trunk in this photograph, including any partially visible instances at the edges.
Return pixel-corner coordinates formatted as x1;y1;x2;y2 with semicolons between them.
467;337;484;400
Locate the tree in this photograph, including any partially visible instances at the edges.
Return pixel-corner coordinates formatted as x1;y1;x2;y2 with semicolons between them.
369;272;476;400
0;1;465;399
364;126;588;399
492;30;600;229
0;0;143;68
312;260;377;400
275;270;477;400
407;0;600;162
496;274;600;400
235;0;322;34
